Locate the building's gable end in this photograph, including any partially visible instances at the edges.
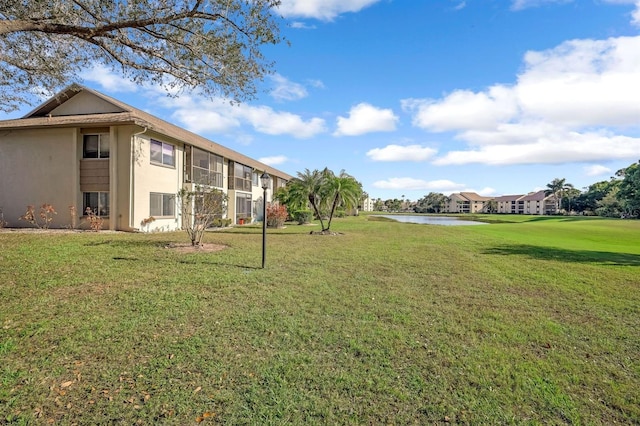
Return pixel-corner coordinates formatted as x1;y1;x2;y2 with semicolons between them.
48;90;126;116
22;85;130;118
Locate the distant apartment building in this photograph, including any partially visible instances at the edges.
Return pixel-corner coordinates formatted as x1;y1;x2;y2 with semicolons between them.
494;194;523;214
446;192;494;213
520;190;557;215
448;190;557;215
361;197;375;212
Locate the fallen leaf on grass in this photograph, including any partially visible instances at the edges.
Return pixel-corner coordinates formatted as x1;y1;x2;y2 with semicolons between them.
196;412;216;423
60;380;74;388
194;386;202;394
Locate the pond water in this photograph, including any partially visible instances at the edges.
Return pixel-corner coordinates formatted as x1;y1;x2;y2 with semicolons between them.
379;215;488;226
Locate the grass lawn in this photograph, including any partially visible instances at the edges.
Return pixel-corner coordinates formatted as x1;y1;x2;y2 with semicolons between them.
1;215;639;424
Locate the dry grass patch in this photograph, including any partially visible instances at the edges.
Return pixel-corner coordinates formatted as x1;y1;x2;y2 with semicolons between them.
163;242;228;254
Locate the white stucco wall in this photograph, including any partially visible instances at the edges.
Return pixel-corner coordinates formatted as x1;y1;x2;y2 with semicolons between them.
0;128;79;228
131;133;183;232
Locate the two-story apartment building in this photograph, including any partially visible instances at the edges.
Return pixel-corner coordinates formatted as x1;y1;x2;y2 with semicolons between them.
455;191;557;215
0;85;292;231
494;194;523;214
520;190;557;215
446;192;494;213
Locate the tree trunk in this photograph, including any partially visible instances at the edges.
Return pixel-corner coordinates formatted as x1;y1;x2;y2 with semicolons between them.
325;195;339;232
309;195;325;231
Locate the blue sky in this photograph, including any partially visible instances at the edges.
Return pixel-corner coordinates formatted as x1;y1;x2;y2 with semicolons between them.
6;0;640;200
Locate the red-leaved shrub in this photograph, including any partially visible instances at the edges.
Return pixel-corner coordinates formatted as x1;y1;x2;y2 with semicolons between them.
266;203;287;228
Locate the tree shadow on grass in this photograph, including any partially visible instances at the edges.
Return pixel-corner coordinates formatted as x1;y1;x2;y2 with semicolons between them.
523;216;607;223
84;239;173;248
176;258;262;270
483;244;640;266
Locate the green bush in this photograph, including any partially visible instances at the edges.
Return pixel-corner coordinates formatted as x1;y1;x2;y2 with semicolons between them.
211;218;232;228
292;209;313;225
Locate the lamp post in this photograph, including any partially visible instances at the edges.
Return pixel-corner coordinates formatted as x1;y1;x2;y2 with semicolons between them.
260;172;270;269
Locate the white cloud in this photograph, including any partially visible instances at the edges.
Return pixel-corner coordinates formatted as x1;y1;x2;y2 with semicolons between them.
169;97;327;139
584;164;613;177
517;37;640;127
454;1;467;11
602;0;640;26
259;155;289;166
172;108;241;134
511;0;572;11
372;178;494;196
456;121;562;146
334;103;398;136
81;64;138;93
307;79;325;89
372;178;467;192
406;35;640;167
290;21;317;29
278;0;381;21
403;85;518;132
243;106;327;138
366;144;437;162
433;130;640;166
476;187;498;196
270;74;308;101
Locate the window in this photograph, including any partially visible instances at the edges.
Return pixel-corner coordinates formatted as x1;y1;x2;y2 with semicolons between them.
190;147;223;187
83;192;109;216
236;193;252;221
150;139;175;167
229;162;253;191
150;193;175;217
83;134;109;159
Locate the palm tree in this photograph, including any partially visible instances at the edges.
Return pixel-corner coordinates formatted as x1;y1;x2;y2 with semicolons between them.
322;170;363;232
287;168;327;230
545;178;568;213
484;199;498;214
284;168;363;233
563;184;579;213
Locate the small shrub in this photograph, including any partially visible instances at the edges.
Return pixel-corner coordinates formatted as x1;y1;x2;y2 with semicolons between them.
0;207;7;228
141;216;156;231
292;209;313;225
266;204;288;228
67;205;77;229
19;203;57;229
177;186;228;246
84;207;104;232
212;218;233;228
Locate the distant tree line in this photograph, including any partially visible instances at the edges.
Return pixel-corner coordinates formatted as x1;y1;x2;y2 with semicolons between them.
370;160;640;218
568;161;639;218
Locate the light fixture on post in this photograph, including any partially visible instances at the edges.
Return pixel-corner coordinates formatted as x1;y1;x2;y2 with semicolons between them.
260;171;271;269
